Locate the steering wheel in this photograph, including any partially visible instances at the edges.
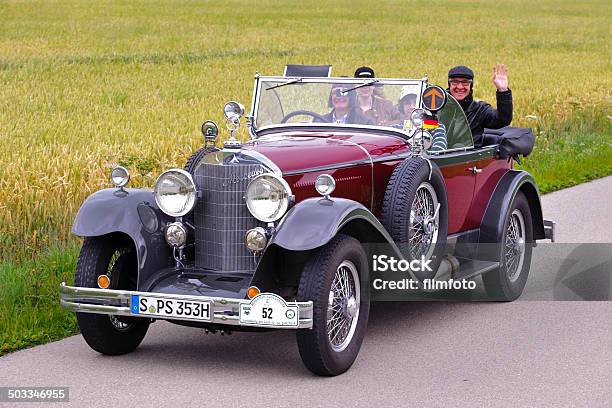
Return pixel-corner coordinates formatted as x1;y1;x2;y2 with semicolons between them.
280;110;328;124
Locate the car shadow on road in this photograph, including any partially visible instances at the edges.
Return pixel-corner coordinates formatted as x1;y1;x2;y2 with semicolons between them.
108;301;474;377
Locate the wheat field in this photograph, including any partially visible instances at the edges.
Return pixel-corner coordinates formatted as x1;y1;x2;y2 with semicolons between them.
1;0;610;260
0;0;611;354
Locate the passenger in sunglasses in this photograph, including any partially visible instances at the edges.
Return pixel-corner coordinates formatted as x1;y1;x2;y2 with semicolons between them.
353;66;399;126
315;82;374;126
448;64;513;146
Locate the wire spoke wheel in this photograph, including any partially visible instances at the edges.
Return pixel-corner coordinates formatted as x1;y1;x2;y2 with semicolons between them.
326;260;360;352
482;191;534;302
408;182;439;260
297;234;369;376
504;209;526;283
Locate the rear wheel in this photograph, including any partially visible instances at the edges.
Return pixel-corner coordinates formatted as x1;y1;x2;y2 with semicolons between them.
75;236;150;355
297;235;369;376
482;191;533;301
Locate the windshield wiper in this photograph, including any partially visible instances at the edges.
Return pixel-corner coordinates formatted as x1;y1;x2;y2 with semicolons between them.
341;79;379;94
266;78;303;91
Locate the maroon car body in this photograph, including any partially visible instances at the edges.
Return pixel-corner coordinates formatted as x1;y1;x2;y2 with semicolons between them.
60;71;554;376
242;130;510;234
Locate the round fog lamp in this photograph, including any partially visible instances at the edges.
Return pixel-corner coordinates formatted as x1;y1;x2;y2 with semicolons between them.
165;222;187;248
111;166;130;188
245;227;268;252
315;174;336;197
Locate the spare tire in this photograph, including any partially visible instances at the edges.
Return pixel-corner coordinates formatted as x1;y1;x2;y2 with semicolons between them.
380;156;448;280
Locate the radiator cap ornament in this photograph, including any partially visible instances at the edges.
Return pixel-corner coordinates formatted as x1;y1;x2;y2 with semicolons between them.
201;120;219;147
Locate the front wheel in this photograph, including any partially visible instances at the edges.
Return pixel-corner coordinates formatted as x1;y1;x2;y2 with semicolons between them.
482;191;534;301
296;235;370;376
75;236;150;355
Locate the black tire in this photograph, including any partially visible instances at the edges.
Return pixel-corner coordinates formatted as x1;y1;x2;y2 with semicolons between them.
75;236;150;355
380;157;448;280
482;191;533;301
297;235;370;376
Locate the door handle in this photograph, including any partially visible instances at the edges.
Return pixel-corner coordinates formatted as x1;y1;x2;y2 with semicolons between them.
467;166;482;174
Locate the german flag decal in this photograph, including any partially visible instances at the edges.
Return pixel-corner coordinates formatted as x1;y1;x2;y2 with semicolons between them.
423;118;439;129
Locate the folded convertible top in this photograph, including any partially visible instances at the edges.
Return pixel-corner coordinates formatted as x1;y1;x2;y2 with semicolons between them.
482;127;535;160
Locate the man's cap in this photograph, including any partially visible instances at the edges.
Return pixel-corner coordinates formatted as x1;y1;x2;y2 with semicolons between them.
448;65;474;80
354;66;375;78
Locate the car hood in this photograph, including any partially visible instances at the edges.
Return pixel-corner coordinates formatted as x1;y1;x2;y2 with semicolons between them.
241;131;410;174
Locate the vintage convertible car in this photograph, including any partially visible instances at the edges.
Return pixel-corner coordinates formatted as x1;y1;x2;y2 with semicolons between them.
60;66;555;376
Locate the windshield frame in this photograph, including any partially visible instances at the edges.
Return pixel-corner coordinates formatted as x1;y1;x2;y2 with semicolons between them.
248;75;428;140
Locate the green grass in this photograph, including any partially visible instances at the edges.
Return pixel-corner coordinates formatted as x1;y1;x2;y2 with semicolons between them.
0;244;79;356
0;0;610;354
519;131;612;193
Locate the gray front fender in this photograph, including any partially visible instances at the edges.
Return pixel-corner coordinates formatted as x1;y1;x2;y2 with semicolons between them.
72;188;173;289
270;197;397;251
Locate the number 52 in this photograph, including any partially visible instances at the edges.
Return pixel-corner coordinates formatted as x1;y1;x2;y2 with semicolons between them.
262;307;273;319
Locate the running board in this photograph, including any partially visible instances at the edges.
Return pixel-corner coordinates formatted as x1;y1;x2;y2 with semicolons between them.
433;257;499;282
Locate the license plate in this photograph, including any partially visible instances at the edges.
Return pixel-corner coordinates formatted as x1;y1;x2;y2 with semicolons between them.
239;293;299;327
131;295;212;321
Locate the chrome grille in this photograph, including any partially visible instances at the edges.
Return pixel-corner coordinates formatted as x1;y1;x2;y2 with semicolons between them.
193;162;266;273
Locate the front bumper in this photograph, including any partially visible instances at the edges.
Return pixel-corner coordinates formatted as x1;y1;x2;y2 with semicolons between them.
60;283;313;329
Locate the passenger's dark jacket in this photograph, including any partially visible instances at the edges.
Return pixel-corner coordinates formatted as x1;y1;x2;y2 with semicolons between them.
458;90;513;146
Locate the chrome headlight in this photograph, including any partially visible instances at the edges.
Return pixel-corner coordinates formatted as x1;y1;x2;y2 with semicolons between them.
153;169;197;217
245;174;292;222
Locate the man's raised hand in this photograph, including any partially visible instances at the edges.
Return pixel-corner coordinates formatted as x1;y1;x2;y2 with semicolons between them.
492;63;509;92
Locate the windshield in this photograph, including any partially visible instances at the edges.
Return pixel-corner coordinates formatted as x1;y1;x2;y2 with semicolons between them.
253;77;425;135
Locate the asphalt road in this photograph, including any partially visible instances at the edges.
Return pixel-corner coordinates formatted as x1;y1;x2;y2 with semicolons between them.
2;176;611;408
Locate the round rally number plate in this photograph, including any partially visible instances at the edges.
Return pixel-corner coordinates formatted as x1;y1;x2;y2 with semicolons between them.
239;293;299;327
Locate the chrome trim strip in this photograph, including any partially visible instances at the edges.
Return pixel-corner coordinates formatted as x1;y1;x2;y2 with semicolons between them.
283;159;372;176
427;146;498;167
257;76;426;85
60;283;313;329
282;151;415;176
338;139;375;209
255;122;413;139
